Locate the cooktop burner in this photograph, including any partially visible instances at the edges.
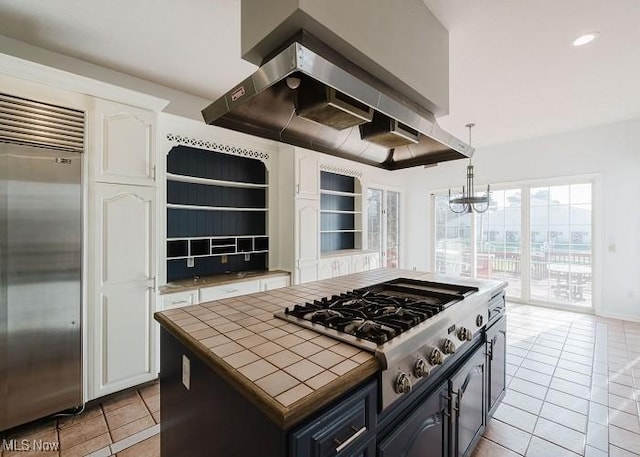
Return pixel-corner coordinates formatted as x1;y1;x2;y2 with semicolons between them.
282;278;478;345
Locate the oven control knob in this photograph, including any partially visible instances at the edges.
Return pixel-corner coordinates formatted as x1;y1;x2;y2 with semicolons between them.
442;339;456;354
413;358;428;378
429;348;443;365
394;373;412;394
476;314;484;327
458;327;473;342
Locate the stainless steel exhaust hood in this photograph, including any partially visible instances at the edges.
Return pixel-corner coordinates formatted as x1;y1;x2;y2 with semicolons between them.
202;32;473;170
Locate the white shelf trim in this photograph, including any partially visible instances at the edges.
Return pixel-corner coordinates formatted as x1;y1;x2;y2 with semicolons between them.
320;229;362;233
320;189;362;197
167;250;269;260
167;204;268;212
167;235;268;241
320;210;362;214
167;173;268;189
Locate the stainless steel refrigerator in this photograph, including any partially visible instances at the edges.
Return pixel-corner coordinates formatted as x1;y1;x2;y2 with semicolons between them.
0;94;83;431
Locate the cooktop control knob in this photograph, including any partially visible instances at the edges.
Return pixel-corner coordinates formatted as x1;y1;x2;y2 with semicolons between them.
442;339;456;354
476;314;484;327
413;358;428;378
429;348;443;365
458;327;472;341
394;372;412;394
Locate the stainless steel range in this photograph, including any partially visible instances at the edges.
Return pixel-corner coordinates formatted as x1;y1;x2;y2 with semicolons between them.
275;277;505;410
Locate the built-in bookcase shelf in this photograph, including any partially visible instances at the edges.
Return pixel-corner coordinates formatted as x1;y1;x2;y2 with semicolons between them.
320;171;362;252
166;145;268;281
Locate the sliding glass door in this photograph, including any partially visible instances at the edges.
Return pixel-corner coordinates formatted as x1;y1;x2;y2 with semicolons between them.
432;181;593;308
529;183;592;307
367;188;401;268
476;189;523;297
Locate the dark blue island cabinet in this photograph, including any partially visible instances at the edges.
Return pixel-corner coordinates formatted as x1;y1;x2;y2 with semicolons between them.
159;328;377;457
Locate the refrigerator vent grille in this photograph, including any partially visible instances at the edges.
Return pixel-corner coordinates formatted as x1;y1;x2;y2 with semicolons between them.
0;93;85;153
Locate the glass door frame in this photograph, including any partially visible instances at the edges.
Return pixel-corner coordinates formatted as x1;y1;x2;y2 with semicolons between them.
367;185;402;268
430;174;600;312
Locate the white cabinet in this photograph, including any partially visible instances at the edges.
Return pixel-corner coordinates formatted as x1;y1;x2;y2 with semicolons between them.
318;252;379;280
295;149;319;199
260;275;290;291
199;280;262;303
91;99;156;186
366;252;381;269
88;99;159;401
294;199;320;284
90;183;156;398
161;290;200;311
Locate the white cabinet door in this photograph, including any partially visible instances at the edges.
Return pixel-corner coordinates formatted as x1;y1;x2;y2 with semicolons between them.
199;280;261;303
90;183;156;399
351;254;367;273
295;149;319;199
334;257;351;276
294;199;319;284
366;252;381;270
317;258;336;280
260;276;290;291
161;290;200;310
91;99;156;186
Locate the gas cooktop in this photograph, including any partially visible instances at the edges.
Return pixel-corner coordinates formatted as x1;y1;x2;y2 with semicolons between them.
277;278;478;346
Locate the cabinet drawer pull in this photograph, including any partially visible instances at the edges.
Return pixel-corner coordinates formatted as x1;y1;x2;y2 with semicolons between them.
171;300;189;306
334;425;367;453
226;288;239;293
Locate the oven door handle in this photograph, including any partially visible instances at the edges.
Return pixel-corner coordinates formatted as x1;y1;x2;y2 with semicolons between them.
334;425;367;453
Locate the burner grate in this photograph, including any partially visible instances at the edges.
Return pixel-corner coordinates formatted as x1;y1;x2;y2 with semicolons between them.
284;287;454;345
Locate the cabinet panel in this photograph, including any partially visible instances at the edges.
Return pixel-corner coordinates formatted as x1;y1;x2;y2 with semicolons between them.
199;280;261;302
378;382;448;457
290;381;376;457
366;252;381;270
487;315;507;416
161;290;200;310
351;254;367;273
260;276;290;291
90;183;156;399
93;99;155;186
100;286;152;387
295;150;319;199
318;258;336;280
295;260;318;285
101;190;153;284
450;346;487;457
334;257;351;276
296;199;319;263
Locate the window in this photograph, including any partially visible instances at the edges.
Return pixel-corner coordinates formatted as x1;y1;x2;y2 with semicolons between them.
432;181;593;308
367;188;401;267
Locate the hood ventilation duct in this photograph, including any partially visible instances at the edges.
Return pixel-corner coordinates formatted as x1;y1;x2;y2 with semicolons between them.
202;32;473;170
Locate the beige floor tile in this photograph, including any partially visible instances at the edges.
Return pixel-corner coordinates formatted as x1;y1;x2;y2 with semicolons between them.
142;394;160;414
110;414;155;443
117;434;160;457
104;399;149;430
58;414;108;449
57;405;103;429
101;391;140;413
59;432;111;457
138;382;159;400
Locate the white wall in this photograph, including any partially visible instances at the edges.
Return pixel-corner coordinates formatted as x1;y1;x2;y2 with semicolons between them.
403;118;640;321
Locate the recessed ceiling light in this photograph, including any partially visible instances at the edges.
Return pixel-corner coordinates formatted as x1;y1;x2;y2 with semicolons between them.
573;32;599;47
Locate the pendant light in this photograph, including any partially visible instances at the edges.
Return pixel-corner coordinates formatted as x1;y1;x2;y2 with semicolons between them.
448;123;491;213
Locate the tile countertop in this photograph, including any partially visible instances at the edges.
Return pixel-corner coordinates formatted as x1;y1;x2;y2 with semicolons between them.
154;268;505;429
158;269;290;295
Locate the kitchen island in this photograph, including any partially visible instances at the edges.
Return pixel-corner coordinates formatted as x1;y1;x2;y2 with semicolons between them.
155;268;507;457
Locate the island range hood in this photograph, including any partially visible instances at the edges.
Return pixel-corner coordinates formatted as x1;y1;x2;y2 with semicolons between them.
202;31;473;170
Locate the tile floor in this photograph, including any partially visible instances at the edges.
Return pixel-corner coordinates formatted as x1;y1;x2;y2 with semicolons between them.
472;303;640;457
2;303;639;456
0;383;160;457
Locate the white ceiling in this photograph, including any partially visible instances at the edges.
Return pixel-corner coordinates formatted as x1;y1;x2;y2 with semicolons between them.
0;0;639;147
